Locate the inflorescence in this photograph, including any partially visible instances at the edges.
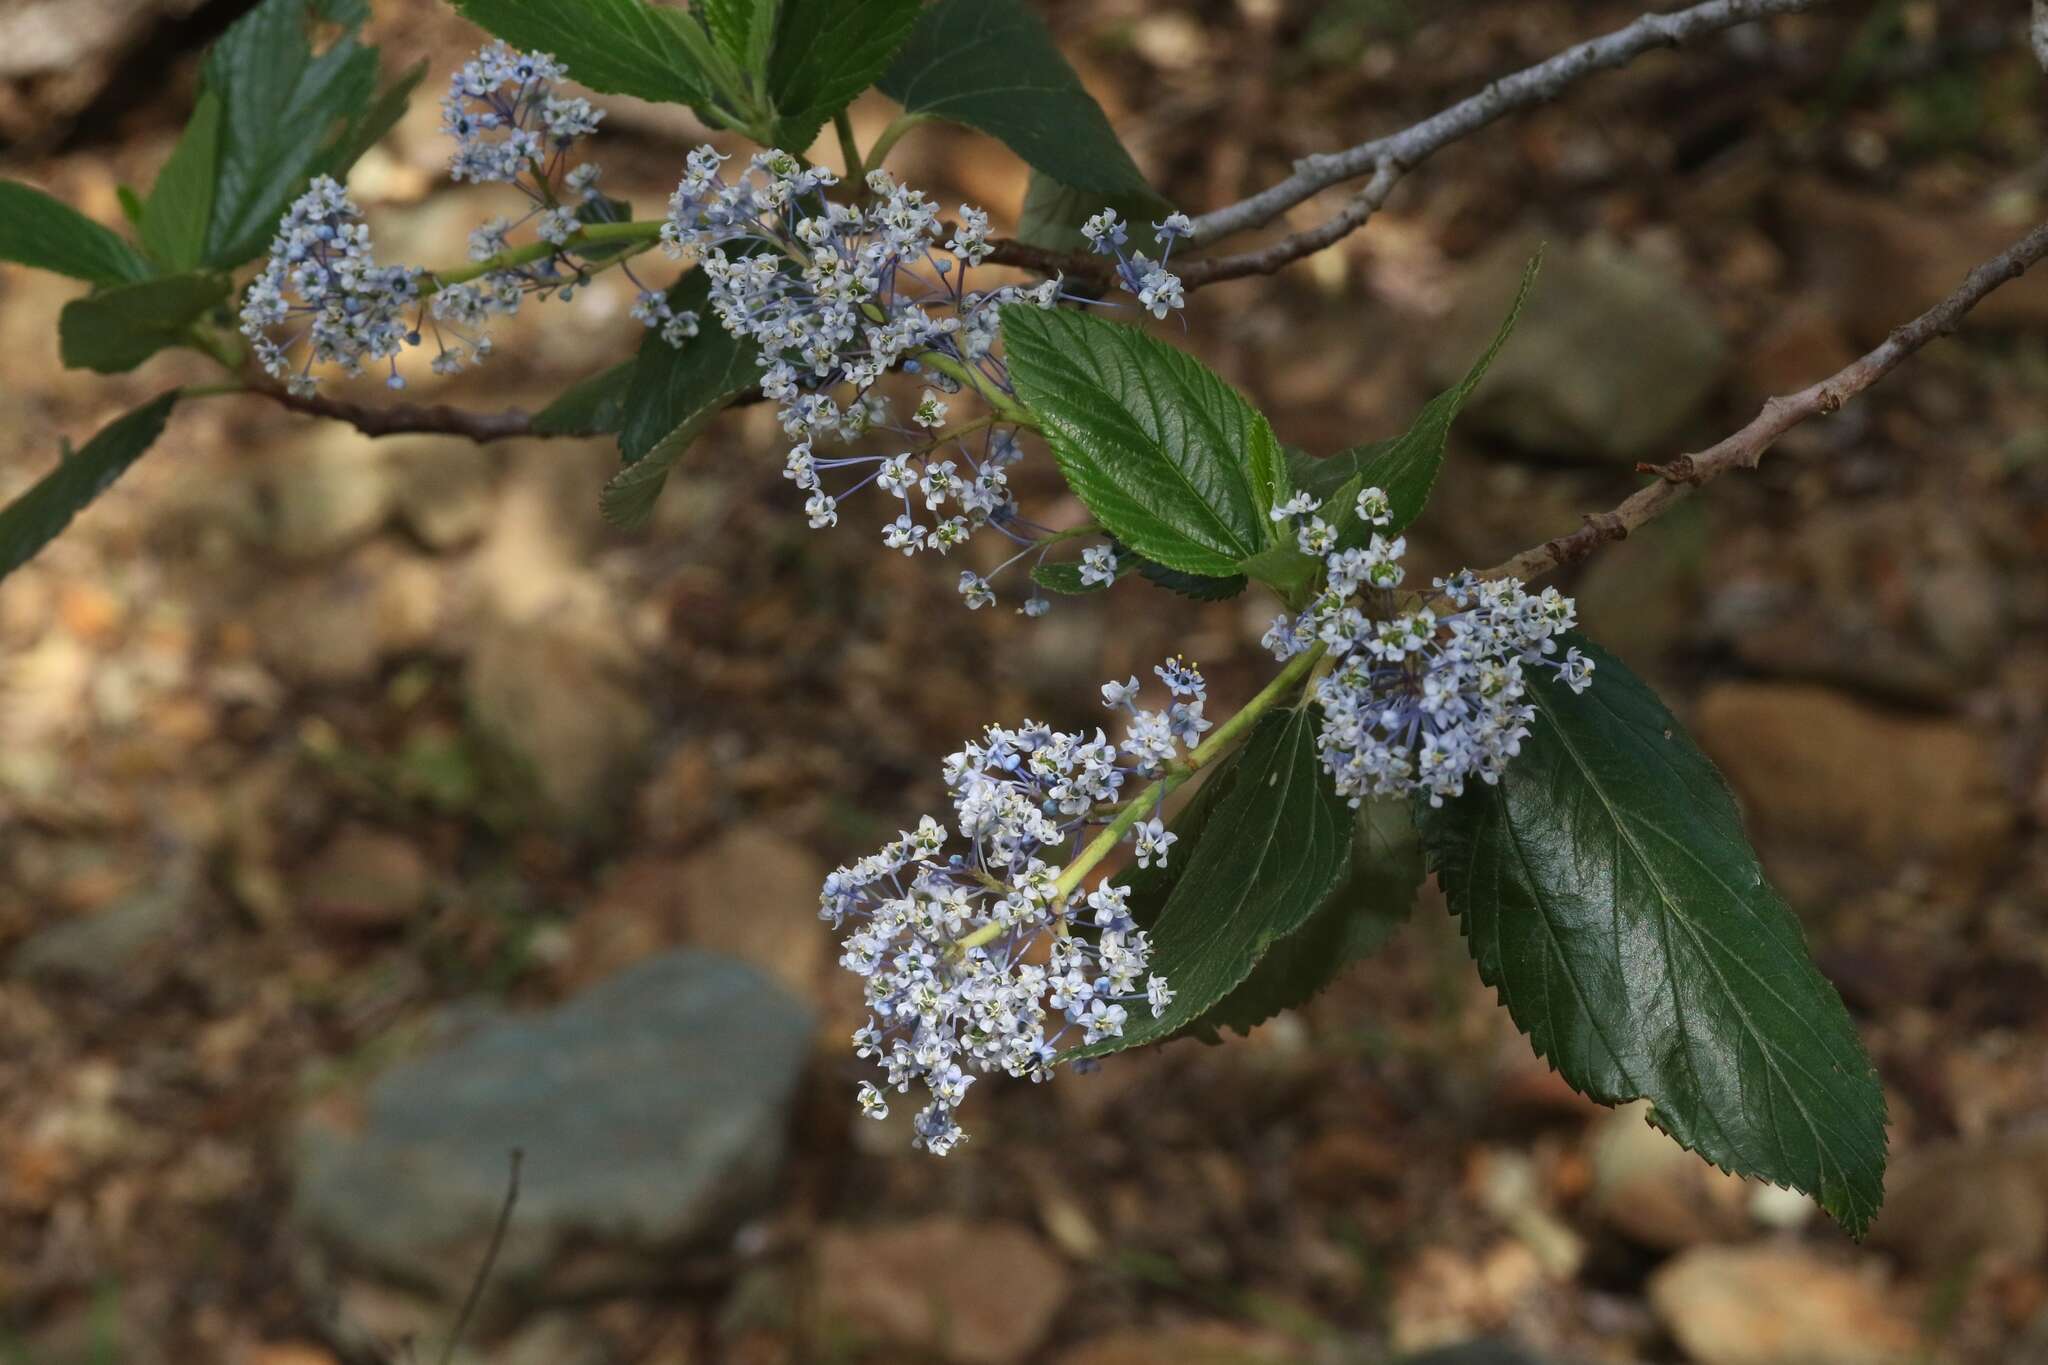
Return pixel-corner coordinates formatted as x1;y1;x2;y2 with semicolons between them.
1262;488;1594;807
662;145;1187;614
822;659;1216;1153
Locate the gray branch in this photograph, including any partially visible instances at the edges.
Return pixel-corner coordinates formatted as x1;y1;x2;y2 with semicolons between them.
2034;0;2048;71
1187;0;1832;246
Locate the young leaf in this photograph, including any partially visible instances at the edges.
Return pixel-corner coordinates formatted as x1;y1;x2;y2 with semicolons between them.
1191;798;1423;1040
1029;553;1132;595
1070;703;1354;1060
141;91;223;271
0;180;154;285
764;0;923;152
1416;636;1888;1236
200;0;381;267
1292;250;1540;536
877;0;1157;200
59;274;231;374
702;0;775;69
532;361;636;437
452;0;720;109
1003;305;1288;578
0;393;179;582
617;268;758;464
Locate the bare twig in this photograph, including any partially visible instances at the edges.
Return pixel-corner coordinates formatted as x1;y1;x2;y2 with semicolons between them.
1475;219;2048;584
987;0;1831;288
254;382;541;443
438;1149;523;1365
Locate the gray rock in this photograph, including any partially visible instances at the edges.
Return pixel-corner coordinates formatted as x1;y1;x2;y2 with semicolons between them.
294;951;812;1300
12;868;194;985
1427;233;1728;464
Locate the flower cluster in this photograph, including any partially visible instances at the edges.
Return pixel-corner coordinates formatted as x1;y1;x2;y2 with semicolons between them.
823;660;1216;1152
443;43;603;191
663;146;1187;612
239;177;422;396
1262;488;1593;807
1082;208;1192;320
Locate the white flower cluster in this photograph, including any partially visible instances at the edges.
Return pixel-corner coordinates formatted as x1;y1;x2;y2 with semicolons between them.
443;42;603;190
824;659;1214;1153
664;146;1186;613
1262;488;1594;807
1082;208;1192;319
239;176;422;396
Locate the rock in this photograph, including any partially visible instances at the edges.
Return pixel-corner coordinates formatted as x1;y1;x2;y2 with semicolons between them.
261;428;396;561
252;542;444;685
1870;1134;2048;1270
464;613;654;830
11;863;194;985
813;1217;1070;1364
1781;179;2048;346
297;824;434;931
1053;1323;1298;1364
1588;1102;1750;1250
385;437;498;552
1425;234;1727;464
1647;1246;1919;1365
1692;682;2014;864
294;951;812;1300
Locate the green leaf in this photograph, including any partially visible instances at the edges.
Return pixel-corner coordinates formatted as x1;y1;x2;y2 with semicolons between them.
703;0;775;69
59;274;230;374
0;180;153;285
764;0;922;151
452;0;719;108
0;393;179;583
1003;305;1288;578
1029;552;1132;595
1416;636;1888;1236
1235;542;1321;598
617;267;758;463
1291;250;1540;537
1072;703;1354;1060
1015;171;1169;255
323;57;430;176
1134;557;1246;602
877;0;1156;199
604;271;760;526
141;91;223;272
1192;798;1423;1040
532;361;636;437
200;0;381;267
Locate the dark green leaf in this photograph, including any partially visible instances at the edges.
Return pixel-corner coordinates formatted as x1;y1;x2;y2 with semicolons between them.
142;91;223;272
0;393;179;582
1235;542;1321;597
1015;171;1169;255
117;186;148;230
1071;703;1354;1060
604;271;760;526
570;194;637;261
200;0;381;267
1134;557;1246;602
617;267;758;463
1292;250;1540;537
703;0;774;69
323;57;430;177
1003;305;1288;578
1192;798;1422;1040
1416;636;1888;1236
532;360;635;437
0;180;153;285
59;274;230;374
765;0;923;152
452;0;718;108
877;0;1156;199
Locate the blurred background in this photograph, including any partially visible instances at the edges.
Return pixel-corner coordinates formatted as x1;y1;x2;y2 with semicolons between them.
2;1;2047;1362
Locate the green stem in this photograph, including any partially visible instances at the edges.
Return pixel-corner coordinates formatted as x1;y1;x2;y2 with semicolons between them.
426;220;667;292
859;112;932;179
834;109;865;179
914;346;1035;428
954;643;1328;953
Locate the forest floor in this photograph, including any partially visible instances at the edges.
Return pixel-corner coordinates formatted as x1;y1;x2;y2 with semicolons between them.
2;2;2047;1363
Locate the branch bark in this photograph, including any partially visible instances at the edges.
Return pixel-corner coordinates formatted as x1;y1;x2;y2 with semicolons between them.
252;382;540;442
1476;218;2048;584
